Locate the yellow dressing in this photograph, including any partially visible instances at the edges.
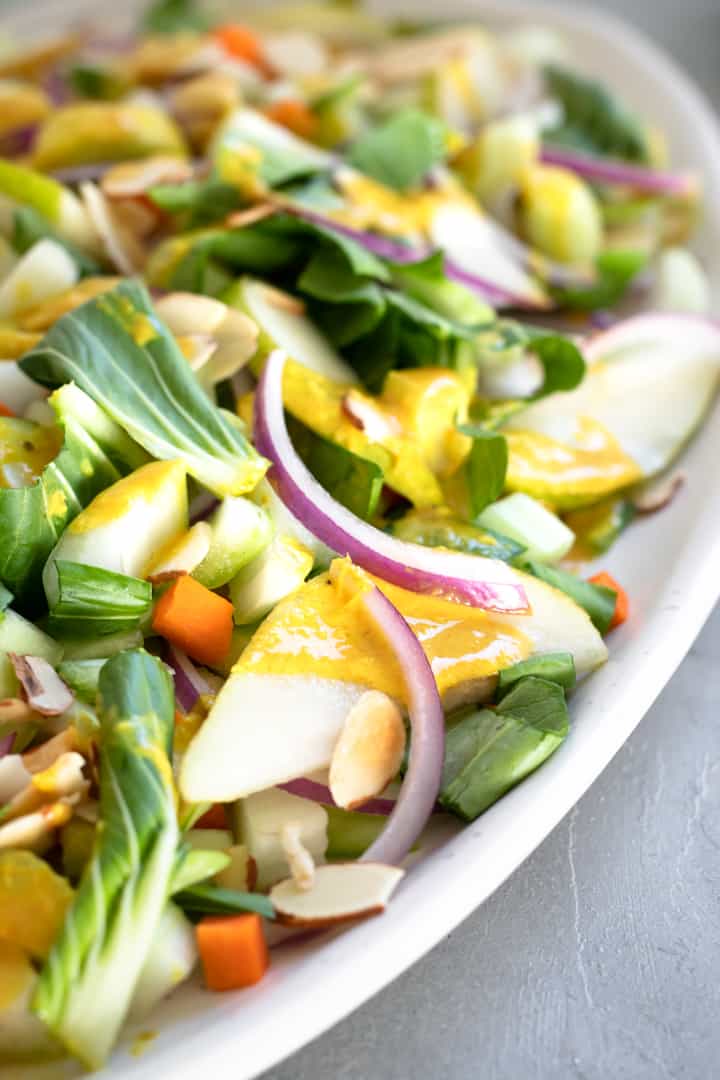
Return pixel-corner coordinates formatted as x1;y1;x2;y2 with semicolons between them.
505;417;642;508
332;170;472;239
236;567;530;705
0;418;62;488
0;940;34;1011
69;460;185;533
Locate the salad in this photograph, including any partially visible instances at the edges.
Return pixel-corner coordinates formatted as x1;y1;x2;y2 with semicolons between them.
0;0;718;1070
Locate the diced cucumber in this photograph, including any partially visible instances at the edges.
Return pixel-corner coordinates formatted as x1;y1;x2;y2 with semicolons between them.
57;659;105;704
251;478;333;567
477;492;575;563
51;383;149;474
0;610;62;697
185;828;233;853
59;629;143;662
225;276;358;383
193;496;273;590
232;786;328;891
229;535;314;625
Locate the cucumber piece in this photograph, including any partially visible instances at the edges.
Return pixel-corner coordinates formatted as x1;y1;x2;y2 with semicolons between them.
0;610;62;697
59;629;142;662
251;478;333;567
225;276;358;383
229;535;314;625
477;493;575;563
193;496;273;590
57;658;105;703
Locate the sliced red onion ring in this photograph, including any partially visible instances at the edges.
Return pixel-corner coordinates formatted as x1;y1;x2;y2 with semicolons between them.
0;733;14;758
540;145;698;198
254;350;529;614
164;644;214;713
356;585;444;865
189;490;219;525
278;777;397;816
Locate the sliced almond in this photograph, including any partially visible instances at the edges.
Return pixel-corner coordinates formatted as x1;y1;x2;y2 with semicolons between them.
17;277;120;332
0;797;76;852
175;333;219;372
633;470;686;514
270;862;404;927
9;655;74;717
146;521;213;582
260;283;305;315
23;728;79;774
281;821;316;892
79;181;145;275
101;156;194;199
154;293;229;337
0;755;32;804
0;698;35;724
225;203;279;230
329;690;406;812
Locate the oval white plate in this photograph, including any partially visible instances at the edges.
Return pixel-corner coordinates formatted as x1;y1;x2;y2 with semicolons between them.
9;2;720;1078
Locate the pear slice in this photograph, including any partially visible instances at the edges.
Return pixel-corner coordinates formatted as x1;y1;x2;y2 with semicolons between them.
180;674;367;803
270;862;404;927
226;276;358;383
506;313;720;478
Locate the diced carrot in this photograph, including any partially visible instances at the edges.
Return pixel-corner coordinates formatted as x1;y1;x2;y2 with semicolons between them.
152;575;233;667
264;99;318;141
588;571;629;629
213;24;272;76
0;401;15;417
195;804;229;830
196;913;269;991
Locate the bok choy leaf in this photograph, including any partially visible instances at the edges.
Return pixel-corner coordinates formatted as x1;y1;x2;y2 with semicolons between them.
32;649;178;1070
20;280;268;497
46;562;152;639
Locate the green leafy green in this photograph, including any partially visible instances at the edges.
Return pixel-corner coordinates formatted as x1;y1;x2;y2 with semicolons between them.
348;109;447;191
56;658;105;704
522;559;617;634
497;652;576;695
564;497;636;555
11;206;102;278
0;583;13;613
170;847;230;895
325;804;392;860
439;676;569;821
460;428;508;518
20;280;267;497
67;63;126;101
47;562;152;639
142;0;209;33
387;509;524;562
288;417;385;520
389;251;494;326
148;180;243;227
33;649;179;1070
174;884;275;920
544;64;650;163
553;249;648;311
0;386;144;609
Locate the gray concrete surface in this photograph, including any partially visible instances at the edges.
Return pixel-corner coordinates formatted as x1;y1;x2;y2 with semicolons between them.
261;5;720;1078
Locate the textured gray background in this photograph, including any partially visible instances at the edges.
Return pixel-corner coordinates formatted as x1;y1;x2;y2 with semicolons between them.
261;3;720;1078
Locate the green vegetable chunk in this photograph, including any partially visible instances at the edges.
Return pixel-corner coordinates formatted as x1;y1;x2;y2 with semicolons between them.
440;676;569;822
173;884;275;921
388;509;524;562
32;650;179;1070
56;659;105;704
543;65;650;163
288;417;385;521
20;280;267;497
348;109;447;191
496;653;576;695
47;562;152;639
522;559;617;635
325;804;387;860
11;207;101;278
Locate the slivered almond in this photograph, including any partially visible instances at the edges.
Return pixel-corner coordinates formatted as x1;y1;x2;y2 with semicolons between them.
225;203;279;230
341;389;400;442
633;470;686;514
270;862;404;927
329;690;406;811
0;797;76;852
80;181;145;274
0;698;35;724
281;821;316;892
23;728;78;774
101;156;194;199
260;283;305;315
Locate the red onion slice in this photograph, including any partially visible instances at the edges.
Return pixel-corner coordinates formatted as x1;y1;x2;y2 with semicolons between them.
164;644;214;713
540;145;698;198
0;733;14;758
254;350;529;614
356;585;445;865
278;777;397;816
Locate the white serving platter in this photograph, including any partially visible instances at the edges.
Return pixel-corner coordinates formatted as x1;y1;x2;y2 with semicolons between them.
8;2;720;1078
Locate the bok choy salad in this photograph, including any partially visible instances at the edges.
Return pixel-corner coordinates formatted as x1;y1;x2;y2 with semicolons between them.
0;0;718;1069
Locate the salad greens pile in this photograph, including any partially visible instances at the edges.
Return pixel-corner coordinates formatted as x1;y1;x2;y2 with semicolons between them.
0;0;716;1071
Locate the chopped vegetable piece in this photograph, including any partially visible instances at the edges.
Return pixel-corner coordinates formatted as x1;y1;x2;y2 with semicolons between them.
588;571;628;629
46;562;152;639
496;652;576;695
153;575;234;667
196;912;269;991
523;560;617;635
213;25;271;74
265;100;318;141
477;494;575;564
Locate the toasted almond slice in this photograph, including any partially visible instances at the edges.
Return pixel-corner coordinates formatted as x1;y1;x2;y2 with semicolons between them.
0;698;35;724
0;797;75;852
9;655;74;717
175;333;218;372
5;751;88;822
155;293;229;337
225;203;279;230
0;755;32;804
146;521;213;582
260;283;305;315
80;181;145;275
341;390;401;442
633;469;686;514
329;690;406;812
270;862;404;927
101;156;194;199
281;821;316;892
23;728;79;774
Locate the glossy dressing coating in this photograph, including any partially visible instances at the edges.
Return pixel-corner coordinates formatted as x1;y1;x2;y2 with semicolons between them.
68;460;185;534
237;565;531;705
